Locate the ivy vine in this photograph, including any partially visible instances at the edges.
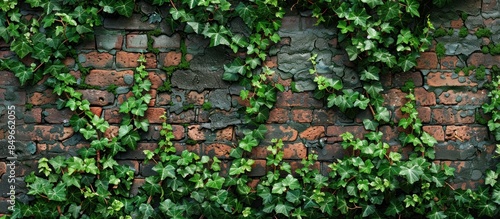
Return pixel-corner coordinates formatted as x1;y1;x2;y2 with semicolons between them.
0;0;499;218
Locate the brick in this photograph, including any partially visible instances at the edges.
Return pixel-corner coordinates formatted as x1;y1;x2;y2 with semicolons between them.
418;107;431;123
416;52;438;69
43;108;73;124
117;160;140;175
431;108;475;125
450;18;464;28
283;142;307;159
130;178;145;196
275;91;323;108
267;108;289;123
0;71;20;86
145;108;167;124
392;71;423;87
426;72;477;87
251;146;269;159
0;162;5;176
299;126;325;140
248;160;267;177
96;33;123;50
156;93;171;105
85;70;134;87
265;124;298;141
149;72;167;90
79;89;115;106
440;56;461;70
264;56;277;68
63;57;75;68
434;142;476;161
482;0;498;12
174;142;202;155
187;125;206;141
160;51;182;67
467;53;500;68
414;87;436;106
309;143;345;161
423;126;445;142
78;52;113;68
16;125;73;141
380;125;403;144
126;34;148;49
312;109;336;125
383;89;407;107
89;107;103;117
152;34;180;49
216;126;233;141
116;52;157;68
326;126;366;142
445;125;471;141
291;109;313;123
204;143;232;159
172;125;185;140
103;108;122;124
24;107;42;124
187;91;207;105
105;125;119;139
438;89;488;106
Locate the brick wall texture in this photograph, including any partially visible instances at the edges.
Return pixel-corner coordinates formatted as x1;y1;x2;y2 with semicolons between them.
1;0;500;213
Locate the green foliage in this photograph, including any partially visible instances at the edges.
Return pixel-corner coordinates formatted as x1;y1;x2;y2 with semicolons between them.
459;27;469;38
435;42;446;58
475;27;493;38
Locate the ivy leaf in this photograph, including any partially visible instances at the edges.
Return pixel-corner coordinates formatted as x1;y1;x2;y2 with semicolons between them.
203;24;230;47
115;0;134;17
138;203;154;219
360;66;380;81
347;7;370;26
183;0;199;9
361;204;376;217
421;131;437;147
374;106;390;122
378;1;400;21
363;119;378;131
239;135;259;152
252;124;267;140
47;183;67;201
206;174;225;190
275;203;294;216
485;170;498;186
11;38;33;58
345;45;359;61
235;2;256;26
405;0;420;17
121;131;140;149
399;164;423;184
153;163;176;180
398;57;417;72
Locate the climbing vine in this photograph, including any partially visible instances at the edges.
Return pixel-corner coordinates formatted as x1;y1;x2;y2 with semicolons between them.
0;0;499;218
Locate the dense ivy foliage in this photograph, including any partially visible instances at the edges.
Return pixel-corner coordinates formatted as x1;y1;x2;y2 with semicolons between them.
0;0;499;218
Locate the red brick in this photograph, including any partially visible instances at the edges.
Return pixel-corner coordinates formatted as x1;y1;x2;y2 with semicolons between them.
187;125;206;141
380;125;403;144
126;34;148;49
157;93;171;105
414;87;436;106
63;57;76;68
79;51;113;68
423;126;445;142
116;51;157;68
89;107;103;117
265;125;298;141
291;109;313;123
431;108;475;124
299;126;325;140
251;146;269;159
326;126;366;142
426;72;477;87
416;52;438;69
383;89;408;107
418;107;431;123
445;125;471;141
216;126;234;141
85;70;134;87
467;53;500;68
145;108;167;124
438;89;488;106
16;125;73;141
204;143;232;158
267;108;289;123
450;19;464;28
28;89;57;106
276;91;323;108
174;142;201;155
0;162;6;176
43;108;74;124
24;107;43;124
79;89;115;106
161;51;182;67
187;91;207;105
248;160;267;177
283;142;307;159
171;125;185;140
264;56;277;68
103;108;122;124
105;125;119;139
440;56;460;70
131;178;145;196
0;71;20;86
149;72;167;90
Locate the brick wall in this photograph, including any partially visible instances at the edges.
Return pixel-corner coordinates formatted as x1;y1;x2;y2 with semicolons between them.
1;0;499;213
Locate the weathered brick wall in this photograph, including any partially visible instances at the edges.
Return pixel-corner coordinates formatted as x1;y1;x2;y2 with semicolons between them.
0;0;499;213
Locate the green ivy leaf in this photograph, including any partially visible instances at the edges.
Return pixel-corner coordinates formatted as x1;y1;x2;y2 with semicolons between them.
399;164;423;184
275;203;294;216
138;203;154;219
363;119;378;131
115;0;134;17
203;24;230;47
11;38;33;58
405;0;420;17
121;131;140;149
47;183;67;201
206;173;225;190
421;131;437;147
153;163;177;180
